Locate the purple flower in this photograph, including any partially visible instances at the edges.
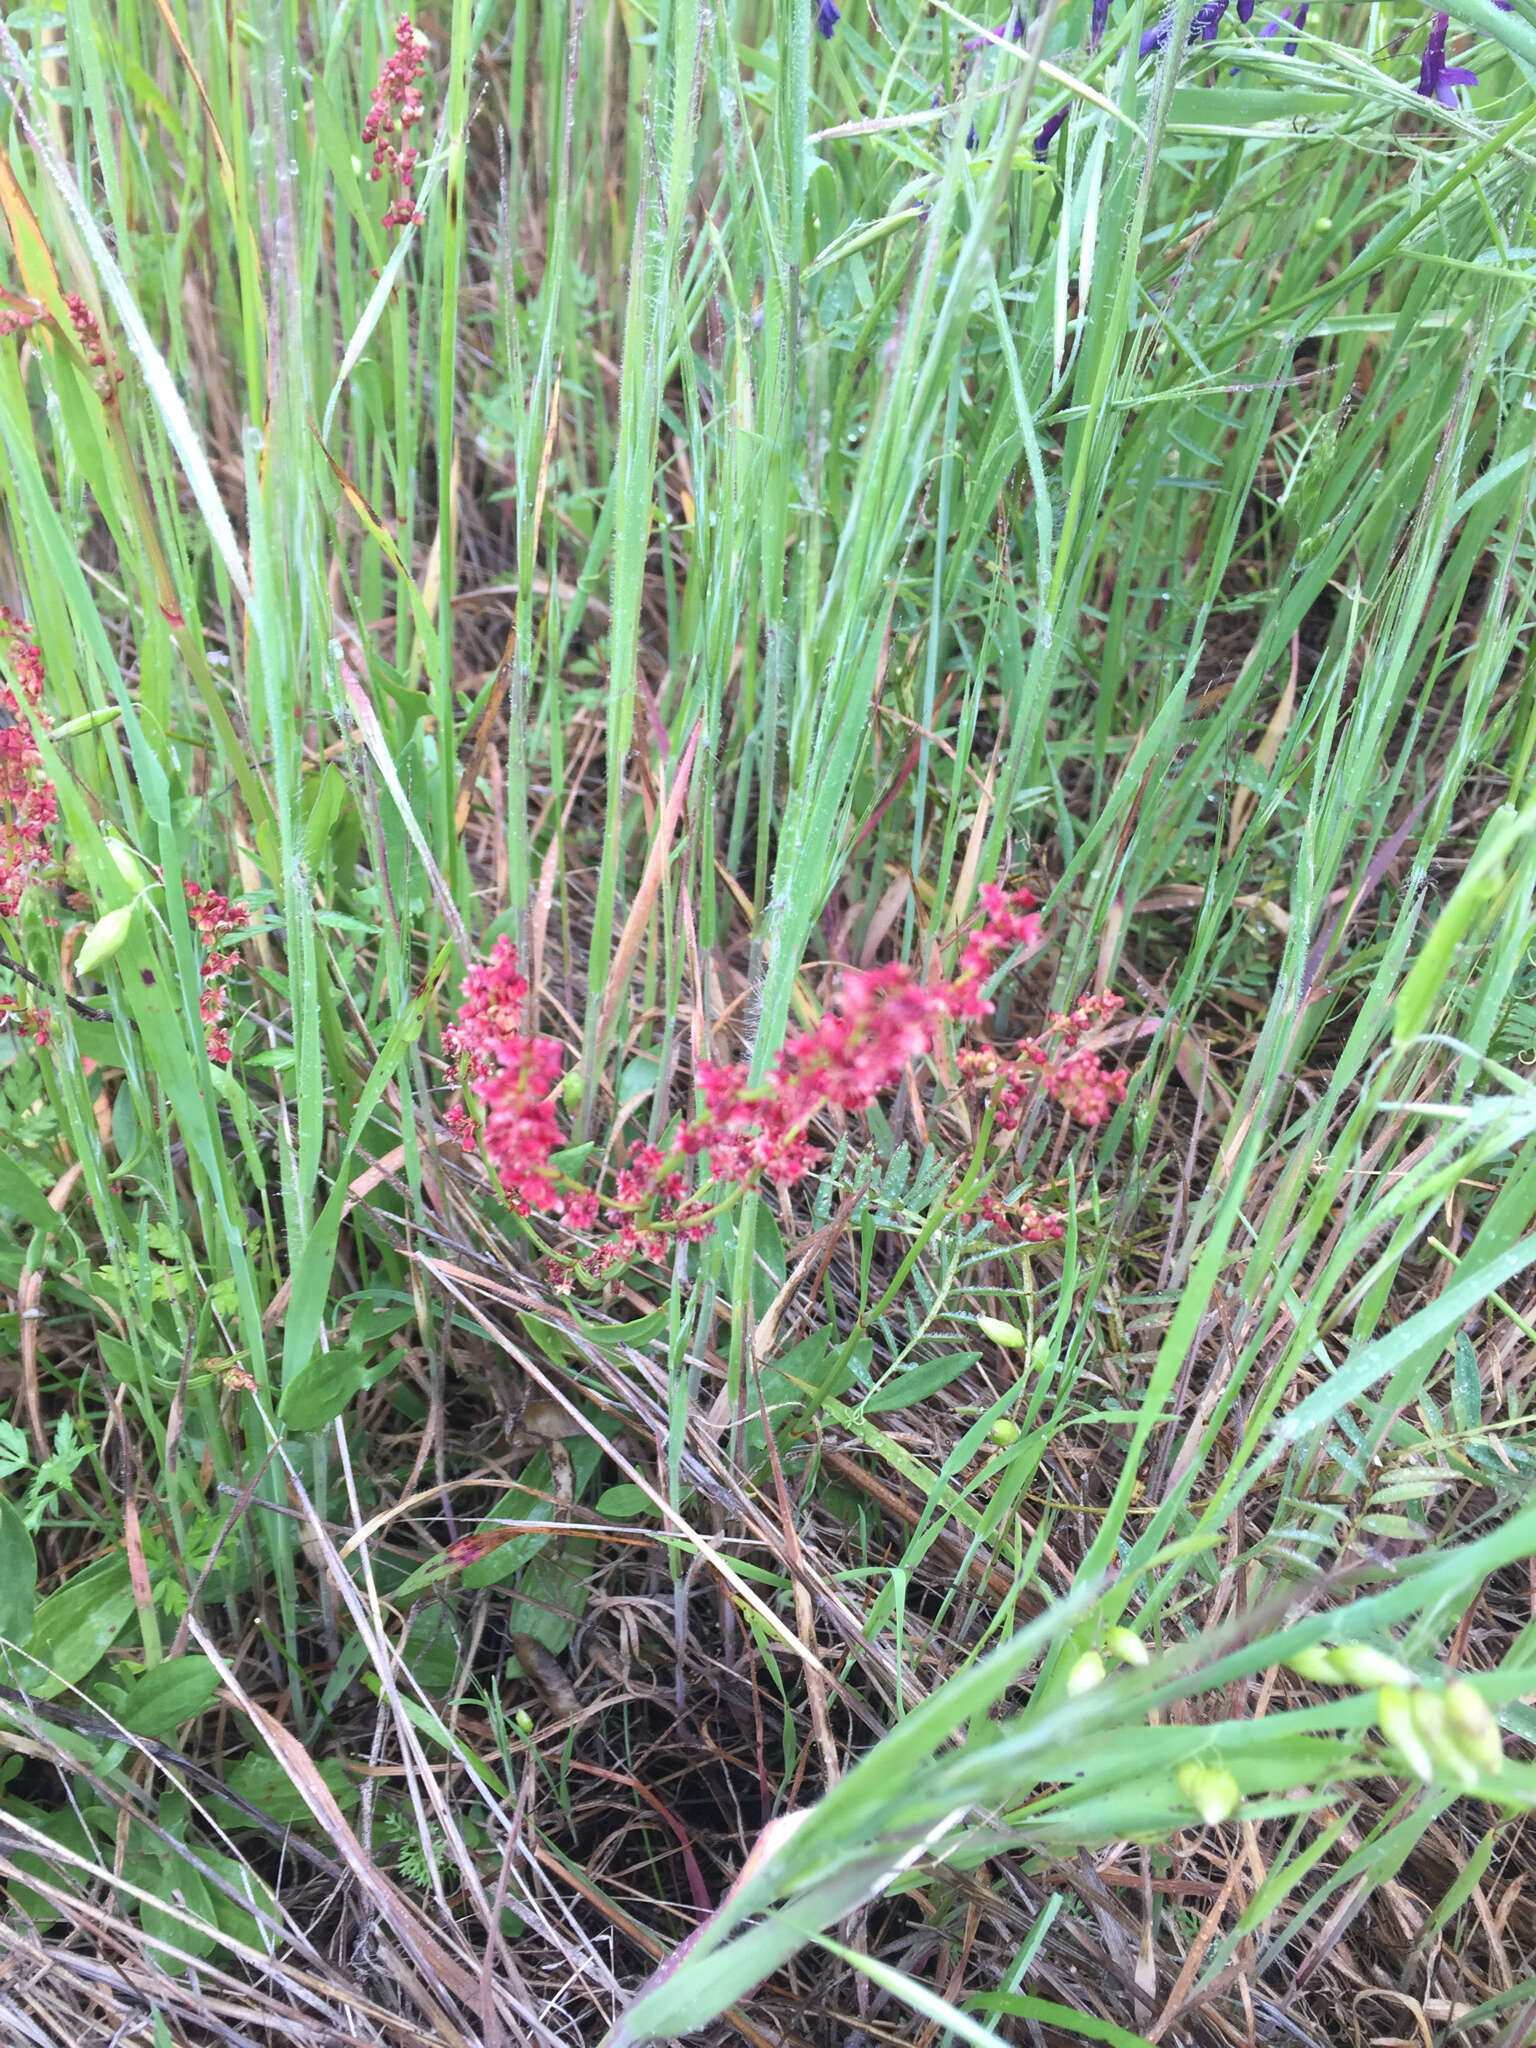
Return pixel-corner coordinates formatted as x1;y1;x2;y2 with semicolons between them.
1258;1;1307;55
817;0;840;38
964;13;1028;52
1034;108;1067;157
1237;0;1254;17
1141;0;1228;56
1091;0;1109;49
1417;11;1477;107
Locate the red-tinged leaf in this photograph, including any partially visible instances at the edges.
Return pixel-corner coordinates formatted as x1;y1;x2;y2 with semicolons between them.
443;1529;518;1571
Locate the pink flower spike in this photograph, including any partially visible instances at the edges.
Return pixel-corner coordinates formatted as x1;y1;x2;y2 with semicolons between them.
0;611;54;917
448;935;571;1215
364;16;429;232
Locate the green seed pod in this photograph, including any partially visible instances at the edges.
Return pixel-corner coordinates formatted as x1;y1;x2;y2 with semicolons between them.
1065;1651;1105;1698
513;1707;534;1735
1327;1644;1417;1691
1376;1684;1434;1784
102;838;145;888
1177;1762;1241;1825
1285;1646;1343;1684
74;903;135;977
988;1417;1021;1447
977;1315;1026;1349
1105;1626;1150;1667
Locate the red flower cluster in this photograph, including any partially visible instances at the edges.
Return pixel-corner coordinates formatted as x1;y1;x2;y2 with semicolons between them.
0;609;56;919
0;993;50;1049
0;289;45;342
1031;991;1130;1125
683;962;977;1185
958;881;1045;997
363;16;428;230
185;881;250;1064
444;935;568;1213
443;883;1129;1281
63;293;123;392
961;988;1129;1135
971;1191;1064;1246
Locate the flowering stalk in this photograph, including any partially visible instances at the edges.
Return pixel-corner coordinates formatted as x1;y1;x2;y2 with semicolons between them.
185;883;251;1064
363;15;429;230
0;609;56;924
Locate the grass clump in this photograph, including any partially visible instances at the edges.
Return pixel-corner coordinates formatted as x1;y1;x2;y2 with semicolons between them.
0;1;1535;2043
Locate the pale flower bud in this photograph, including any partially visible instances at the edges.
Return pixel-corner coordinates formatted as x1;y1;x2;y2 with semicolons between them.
1326;1644;1417;1691
1408;1689;1476;1790
1066;1651;1105;1697
75;903;135;976
1177;1762;1241;1825
1376;1685;1435;1784
103;837;144;888
1285;1646;1343;1684
1443;1681;1503;1776
1105;1626;1150;1667
977;1315;1026;1349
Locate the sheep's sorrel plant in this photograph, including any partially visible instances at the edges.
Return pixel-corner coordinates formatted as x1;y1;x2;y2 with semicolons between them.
0;0;1535;2042
439;883;1129;1297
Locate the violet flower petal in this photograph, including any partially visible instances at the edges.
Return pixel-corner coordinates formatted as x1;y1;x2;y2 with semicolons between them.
1034;107;1068;156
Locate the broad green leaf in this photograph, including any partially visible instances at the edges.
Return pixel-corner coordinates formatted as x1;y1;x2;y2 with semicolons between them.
113;1655;222;1738
0;1495;37;1647
862;1351;982;1415
215;1753;358;1828
4;1802;97;1930
12;1554;134;1697
277;1345;371;1433
0;1155;57;1233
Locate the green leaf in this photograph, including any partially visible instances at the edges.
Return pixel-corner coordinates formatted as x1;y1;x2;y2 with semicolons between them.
1393;803;1536;1048
570;1307;670;1353
0;1153;57;1232
1451;1331;1482;1432
967;1994;1156;2048
301;762;350;870
12;1554;134;1697
126;1837;218;1969
201;1843;276;1951
280;948;450;1398
277;1344;371;1433
1166;88;1351;132
596;1484;651;1519
0;1495;37;1646
463;1433;609;1590
862;1351;981;1415
216;1752;358;1828
502;1538;597;1655
4;1801;97;1929
112;1655;221;1738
